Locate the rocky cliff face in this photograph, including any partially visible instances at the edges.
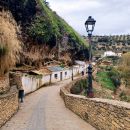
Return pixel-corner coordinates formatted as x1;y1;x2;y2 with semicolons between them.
1;0;88;67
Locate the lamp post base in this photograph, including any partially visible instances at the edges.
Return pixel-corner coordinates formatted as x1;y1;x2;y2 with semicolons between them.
87;64;94;98
87;91;94;98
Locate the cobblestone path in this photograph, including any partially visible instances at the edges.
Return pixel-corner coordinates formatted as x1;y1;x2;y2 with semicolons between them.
1;78;96;130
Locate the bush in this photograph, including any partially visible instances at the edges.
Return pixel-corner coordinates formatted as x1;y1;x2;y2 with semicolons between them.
70;83;82;94
107;69;119;77
110;76;121;88
108;69;121;88
70;79;87;94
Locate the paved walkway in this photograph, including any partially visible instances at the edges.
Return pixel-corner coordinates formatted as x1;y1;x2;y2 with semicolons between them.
1;78;96;130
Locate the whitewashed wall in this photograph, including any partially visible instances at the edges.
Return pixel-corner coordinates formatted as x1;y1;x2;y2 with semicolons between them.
62;69;72;80
22;65;87;95
51;72;61;83
73;67;79;76
79;65;84;73
50;68;77;83
78;64;88;75
22;74;42;94
41;74;51;85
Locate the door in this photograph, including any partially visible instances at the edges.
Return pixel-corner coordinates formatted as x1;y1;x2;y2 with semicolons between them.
60;72;62;81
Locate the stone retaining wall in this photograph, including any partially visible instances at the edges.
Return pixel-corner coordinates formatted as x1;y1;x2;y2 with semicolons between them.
0;74;10;94
0;86;19;128
60;84;130;130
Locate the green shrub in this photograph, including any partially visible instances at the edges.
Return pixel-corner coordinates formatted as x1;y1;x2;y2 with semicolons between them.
70;79;87;94
28;15;55;43
107;69;120;78
70;84;82;94
108;69;121;88
33;0;88;47
110;76;121;88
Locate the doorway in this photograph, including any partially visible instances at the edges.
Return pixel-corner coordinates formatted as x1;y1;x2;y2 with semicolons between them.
60;72;62;81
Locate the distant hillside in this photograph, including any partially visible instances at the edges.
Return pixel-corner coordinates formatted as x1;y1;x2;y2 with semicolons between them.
84;35;130;55
0;0;88;66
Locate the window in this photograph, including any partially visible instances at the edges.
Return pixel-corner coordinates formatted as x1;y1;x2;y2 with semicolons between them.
65;72;67;76
54;74;58;79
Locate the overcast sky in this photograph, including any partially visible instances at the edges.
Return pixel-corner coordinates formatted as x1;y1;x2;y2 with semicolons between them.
47;0;130;36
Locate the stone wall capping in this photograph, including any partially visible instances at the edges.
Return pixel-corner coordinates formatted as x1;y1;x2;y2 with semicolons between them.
61;86;130;109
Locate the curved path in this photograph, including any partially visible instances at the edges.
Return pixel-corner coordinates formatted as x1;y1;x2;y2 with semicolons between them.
1;78;96;130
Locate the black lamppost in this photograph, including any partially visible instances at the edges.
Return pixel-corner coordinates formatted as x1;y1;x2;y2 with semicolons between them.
85;16;96;98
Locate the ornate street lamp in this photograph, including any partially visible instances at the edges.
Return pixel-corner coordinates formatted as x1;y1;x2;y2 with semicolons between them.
85;16;96;98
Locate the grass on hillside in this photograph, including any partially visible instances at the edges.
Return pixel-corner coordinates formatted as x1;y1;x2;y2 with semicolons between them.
96;71;115;91
37;0;88;47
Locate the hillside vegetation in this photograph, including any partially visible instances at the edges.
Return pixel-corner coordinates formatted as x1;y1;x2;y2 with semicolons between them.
32;0;86;46
85;35;130;55
0;11;21;75
1;0;88;67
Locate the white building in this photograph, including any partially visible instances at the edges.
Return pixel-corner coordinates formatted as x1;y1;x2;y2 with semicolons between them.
103;51;117;57
22;73;42;94
21;64;87;95
72;65;80;76
22;68;52;94
47;66;69;83
63;67;72;80
75;60;87;74
37;68;52;85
